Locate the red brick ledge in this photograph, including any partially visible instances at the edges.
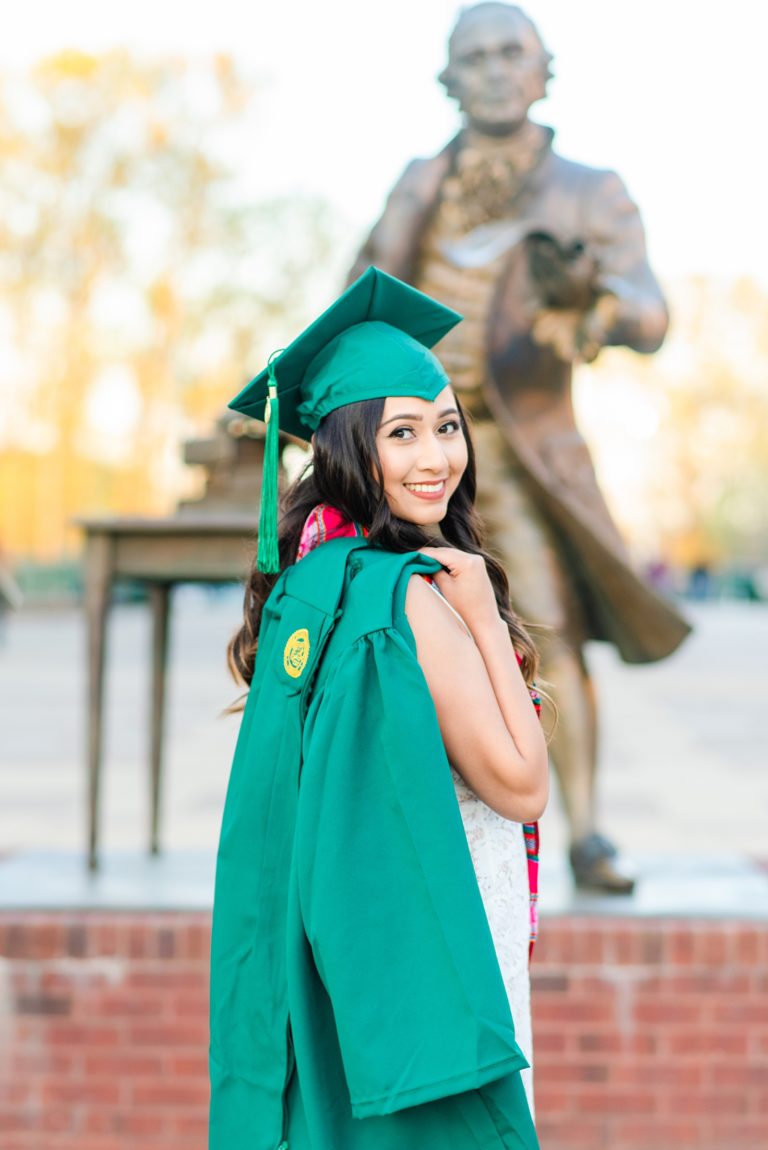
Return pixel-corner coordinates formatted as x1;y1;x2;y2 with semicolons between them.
0;913;766;1150
531;917;768;1150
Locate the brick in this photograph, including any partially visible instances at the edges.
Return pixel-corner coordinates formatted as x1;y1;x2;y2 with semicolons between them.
638;929;665;965
534;1000;615;1025
576;1089;657;1115
577;1031;622;1054
14;994;71;1016
540;1062;611;1085
568;974;624;997
633;1000;702;1026
664;971;751;995
20;1137;125;1150
574;1032;658;1057
128;1021;209;1047
128;966;208;990
664;1029;749;1056
751;969;768;994
607;928;636;965
184;922;211;960
0;1080;37;1108
611;1118;700;1147
714;1002;768;1025
42;1080;121;1106
97;990;169;1017
131;1081;210;1107
536;1118;607;1149
695;928;729;965
674;1091;748;1116
45;1022;122;1047
65;924;88;957
715;1065;768;1090
38;1106;74;1133
531;972;569;993
172;1111;210;1136
709;1118;768;1143
126;922;156;958
729;926;760;964
83;1052;165;1077
0;1111;37;1133
43;964;118;994
110;1111;170;1137
168;1053;209;1077
613;1062;704;1090
91;922;121;956
568;926;605;964
534;1030;568;1053
666;926;697;964
2;923;61;960
157;927;176;958
531;1088;572;1115
9;1051;78;1076
171;994;209;1019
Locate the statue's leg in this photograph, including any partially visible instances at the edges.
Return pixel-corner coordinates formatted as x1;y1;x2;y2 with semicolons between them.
538;640;595;843
472;420;634;892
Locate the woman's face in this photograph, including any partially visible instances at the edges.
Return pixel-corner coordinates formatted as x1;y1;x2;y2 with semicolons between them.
375;386;468;525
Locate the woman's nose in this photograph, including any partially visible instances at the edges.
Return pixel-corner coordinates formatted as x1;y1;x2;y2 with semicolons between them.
417;435;449;472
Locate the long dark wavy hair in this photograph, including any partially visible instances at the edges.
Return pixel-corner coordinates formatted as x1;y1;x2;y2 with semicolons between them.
228;395;541;695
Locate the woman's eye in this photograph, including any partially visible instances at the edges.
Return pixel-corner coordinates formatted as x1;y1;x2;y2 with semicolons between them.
390;426;415;440
438;420;460;434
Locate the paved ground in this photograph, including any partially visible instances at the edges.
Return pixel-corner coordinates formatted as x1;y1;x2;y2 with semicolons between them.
0;591;766;912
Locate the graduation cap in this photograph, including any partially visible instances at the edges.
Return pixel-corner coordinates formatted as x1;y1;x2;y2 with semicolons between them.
229;266;462;573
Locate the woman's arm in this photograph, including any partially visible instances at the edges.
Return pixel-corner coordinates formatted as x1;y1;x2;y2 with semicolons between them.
405;552;549;822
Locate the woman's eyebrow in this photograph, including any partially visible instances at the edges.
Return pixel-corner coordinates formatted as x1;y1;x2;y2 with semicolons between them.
381;413;422;425
380;406;459;428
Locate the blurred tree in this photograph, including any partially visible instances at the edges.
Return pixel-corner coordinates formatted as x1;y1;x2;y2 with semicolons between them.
0;51;339;559
578;276;768;572
653;278;768;570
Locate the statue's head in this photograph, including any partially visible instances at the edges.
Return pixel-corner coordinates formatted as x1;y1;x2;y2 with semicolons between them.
439;3;553;135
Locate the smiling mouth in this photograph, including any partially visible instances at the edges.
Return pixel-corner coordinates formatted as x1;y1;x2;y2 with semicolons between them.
404;481;447;497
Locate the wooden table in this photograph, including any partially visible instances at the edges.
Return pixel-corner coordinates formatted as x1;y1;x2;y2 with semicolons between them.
78;514;257;869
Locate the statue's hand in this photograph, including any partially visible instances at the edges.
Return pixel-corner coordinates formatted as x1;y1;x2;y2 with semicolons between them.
531;294;620;364
575;294;621;363
530;307;583;362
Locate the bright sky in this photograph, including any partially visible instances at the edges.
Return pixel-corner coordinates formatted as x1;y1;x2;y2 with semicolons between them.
5;0;768;281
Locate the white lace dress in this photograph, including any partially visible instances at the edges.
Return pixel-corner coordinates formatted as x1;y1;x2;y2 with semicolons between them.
451;767;535;1116
425;581;535;1115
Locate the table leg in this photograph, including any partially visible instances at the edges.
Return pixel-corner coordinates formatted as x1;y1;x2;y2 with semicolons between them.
149;582;171;855
85;534;114;871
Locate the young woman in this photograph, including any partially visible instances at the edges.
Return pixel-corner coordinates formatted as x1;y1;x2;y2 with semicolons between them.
210;267;549;1150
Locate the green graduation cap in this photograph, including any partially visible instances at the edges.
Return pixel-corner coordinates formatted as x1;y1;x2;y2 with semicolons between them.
230;266;462;573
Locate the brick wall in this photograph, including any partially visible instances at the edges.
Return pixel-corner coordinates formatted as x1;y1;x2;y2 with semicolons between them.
531;918;768;1150
1;913;766;1150
0;915;210;1150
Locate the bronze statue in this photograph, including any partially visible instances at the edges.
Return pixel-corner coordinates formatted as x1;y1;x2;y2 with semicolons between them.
348;1;690;892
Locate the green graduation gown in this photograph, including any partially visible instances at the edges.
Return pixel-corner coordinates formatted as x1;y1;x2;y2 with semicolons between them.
209;537;539;1150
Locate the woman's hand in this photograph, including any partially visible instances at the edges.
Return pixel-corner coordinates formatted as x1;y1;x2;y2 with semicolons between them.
419;546;501;636
407;556;549;823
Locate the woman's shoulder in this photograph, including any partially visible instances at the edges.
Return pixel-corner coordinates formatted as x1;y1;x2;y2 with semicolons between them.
405;572;473;641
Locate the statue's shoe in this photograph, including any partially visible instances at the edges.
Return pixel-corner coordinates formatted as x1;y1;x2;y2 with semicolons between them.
569;832;636;894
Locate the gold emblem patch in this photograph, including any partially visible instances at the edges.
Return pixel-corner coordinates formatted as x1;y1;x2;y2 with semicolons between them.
283;628;310;679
